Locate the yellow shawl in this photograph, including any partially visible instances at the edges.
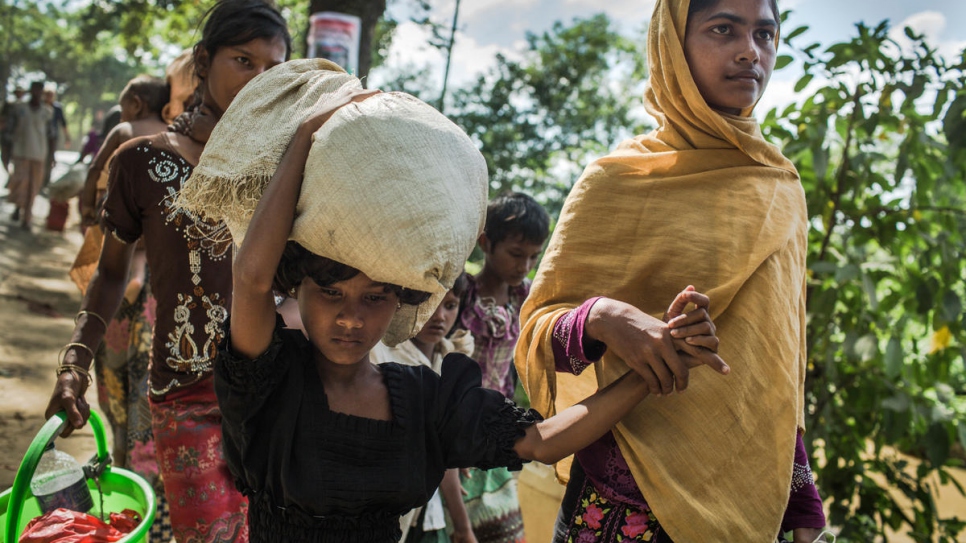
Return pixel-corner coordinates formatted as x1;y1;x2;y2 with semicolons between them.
515;0;807;540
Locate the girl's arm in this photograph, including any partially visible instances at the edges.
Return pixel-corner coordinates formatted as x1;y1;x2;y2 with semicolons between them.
513;370;650;464
439;469;475;543
228;126;312;358
45;235;137;435
229;90;379;359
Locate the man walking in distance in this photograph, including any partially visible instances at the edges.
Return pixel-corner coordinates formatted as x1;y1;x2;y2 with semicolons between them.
7;82;51;230
43;87;70;186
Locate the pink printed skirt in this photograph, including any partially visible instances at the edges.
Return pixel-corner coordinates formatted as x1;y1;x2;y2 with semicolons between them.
150;379;248;543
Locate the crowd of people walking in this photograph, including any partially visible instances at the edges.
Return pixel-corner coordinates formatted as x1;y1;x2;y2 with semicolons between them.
3;0;835;542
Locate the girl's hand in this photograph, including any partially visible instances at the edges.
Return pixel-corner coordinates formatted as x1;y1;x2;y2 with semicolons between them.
184;105;219;143
298;88;382;137
665;286;729;379
45;371;91;437
665;285;720;354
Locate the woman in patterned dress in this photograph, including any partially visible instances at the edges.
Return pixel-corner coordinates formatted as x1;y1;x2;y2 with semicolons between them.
45;2;291;541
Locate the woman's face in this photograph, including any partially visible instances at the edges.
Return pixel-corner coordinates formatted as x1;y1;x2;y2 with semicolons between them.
684;0;778;115
412;290;461;349
297;272;400;366
198;36;287;117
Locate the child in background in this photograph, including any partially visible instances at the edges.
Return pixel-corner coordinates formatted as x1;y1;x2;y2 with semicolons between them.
78;75;169;228
370;272;477;543
455;191;550;542
459;192;550;398
161;50;199;125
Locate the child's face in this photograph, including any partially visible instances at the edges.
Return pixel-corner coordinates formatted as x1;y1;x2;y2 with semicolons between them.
413;291;461;348
296;272;400;366
684;0;778;115
482;234;544;287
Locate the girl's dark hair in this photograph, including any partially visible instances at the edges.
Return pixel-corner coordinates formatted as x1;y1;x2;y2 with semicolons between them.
274;242;431;306
194;0;292;81
121;75;170;117
449;272;469;299
484;192;551;246
687;0;780;25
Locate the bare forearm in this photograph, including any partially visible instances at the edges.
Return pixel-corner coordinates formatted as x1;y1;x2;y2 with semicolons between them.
439;469;471;533
514;371;648;464
66;250;134;369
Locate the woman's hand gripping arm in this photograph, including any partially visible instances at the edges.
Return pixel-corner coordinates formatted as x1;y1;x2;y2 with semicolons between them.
229;89;380;359
514;287;729;463
584;287;728;396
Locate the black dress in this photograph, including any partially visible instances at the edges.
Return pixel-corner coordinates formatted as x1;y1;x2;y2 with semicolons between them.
215;319;542;543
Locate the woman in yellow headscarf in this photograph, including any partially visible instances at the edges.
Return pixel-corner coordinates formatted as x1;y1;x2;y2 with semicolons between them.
515;0;830;541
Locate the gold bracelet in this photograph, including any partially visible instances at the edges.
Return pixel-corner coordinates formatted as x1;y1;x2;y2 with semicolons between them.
59;342;95;363
56;364;92;386
75;310;108;330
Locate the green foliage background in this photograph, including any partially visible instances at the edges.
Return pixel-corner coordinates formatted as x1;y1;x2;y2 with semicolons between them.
761;17;966;541
2;2;965;540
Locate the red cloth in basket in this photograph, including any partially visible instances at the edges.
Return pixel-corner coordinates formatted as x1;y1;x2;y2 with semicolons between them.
18;507;140;543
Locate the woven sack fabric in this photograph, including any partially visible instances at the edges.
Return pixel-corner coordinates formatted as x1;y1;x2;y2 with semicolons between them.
178;59;488;345
178;58;358;225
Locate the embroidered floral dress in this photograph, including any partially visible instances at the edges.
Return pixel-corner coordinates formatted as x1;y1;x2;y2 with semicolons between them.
102;134;232;399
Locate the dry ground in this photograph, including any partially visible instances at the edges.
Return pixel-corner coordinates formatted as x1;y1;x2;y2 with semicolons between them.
0;182;97;491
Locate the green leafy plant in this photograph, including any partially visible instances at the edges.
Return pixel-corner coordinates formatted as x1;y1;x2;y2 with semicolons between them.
447;14;649;215
762;17;966;542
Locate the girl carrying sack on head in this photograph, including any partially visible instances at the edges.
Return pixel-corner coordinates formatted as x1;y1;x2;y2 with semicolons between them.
175;59;724;543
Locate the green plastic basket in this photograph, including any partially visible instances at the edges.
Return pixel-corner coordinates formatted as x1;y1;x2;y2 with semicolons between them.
0;411;156;543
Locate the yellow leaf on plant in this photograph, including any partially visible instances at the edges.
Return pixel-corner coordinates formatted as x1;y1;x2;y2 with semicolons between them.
912;210;922;221
930;326;951;354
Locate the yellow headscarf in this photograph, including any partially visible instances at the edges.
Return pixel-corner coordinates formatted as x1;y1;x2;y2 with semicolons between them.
515;0;807;540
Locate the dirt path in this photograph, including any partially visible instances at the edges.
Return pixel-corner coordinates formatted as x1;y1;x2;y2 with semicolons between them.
0;177;97;490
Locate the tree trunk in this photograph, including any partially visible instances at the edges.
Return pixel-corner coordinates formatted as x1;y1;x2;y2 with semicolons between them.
307;0;387;83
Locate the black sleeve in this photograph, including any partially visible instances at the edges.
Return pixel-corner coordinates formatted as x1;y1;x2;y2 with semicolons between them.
214;314;295;493
435;354;543;471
